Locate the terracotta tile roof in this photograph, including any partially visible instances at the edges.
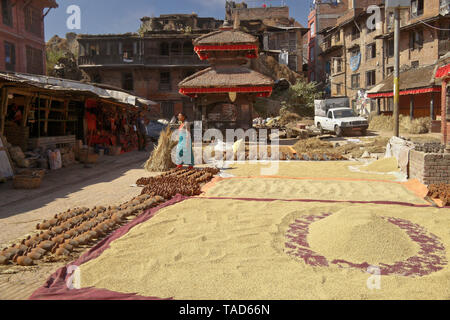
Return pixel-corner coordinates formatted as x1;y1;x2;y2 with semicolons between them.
178;66;273;88
368;64;438;93
194;30;258;46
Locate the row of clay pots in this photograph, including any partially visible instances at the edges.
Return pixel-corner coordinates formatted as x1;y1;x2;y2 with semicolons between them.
0;195;164;266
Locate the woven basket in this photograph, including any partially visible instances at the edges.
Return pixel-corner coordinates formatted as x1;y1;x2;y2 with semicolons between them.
13;174;42;189
17;169;46;179
77;150;99;164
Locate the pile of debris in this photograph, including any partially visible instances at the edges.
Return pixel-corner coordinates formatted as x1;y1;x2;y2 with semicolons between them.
414;142;446;154
427;184;450;207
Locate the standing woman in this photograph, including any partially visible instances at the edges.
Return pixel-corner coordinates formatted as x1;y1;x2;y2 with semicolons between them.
176;112;194;169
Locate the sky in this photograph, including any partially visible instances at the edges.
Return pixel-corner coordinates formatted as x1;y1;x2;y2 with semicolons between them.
44;0;311;41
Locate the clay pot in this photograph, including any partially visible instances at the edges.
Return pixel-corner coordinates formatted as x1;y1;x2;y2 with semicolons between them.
13;250;34;266
0;254;8;265
38;240;55;251
36;220;50;230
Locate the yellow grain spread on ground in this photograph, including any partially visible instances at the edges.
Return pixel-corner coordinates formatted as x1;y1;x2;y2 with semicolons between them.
79;198;450;300
203;178;426;204
225;161;399;181
364;157;399;173
308;211;419;265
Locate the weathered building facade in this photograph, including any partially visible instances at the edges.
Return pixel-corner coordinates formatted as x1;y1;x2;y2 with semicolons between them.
225;1;307;73
317;0;450;119
77;14;222;119
306;0;350;85
0;0;57;75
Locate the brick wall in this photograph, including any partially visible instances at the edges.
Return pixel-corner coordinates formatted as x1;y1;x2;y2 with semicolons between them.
229;7;289;22
0;0;48;74
409;150;450;185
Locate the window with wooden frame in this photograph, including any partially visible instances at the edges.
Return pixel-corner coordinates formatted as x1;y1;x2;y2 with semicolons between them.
351;73;360;89
387;66;394;76
159;72;171;91
122;72;134;91
333;57;342;74
366;43;376;60
24;6;42;36
409;29;424;50
386;97;394;111
336;83;342;95
160;42;169;56
387;38;394;57
161;101;174;119
170;42;181;55
366;70;376;87
335;31;340;43
411;0;424;18
1;0;12;27
351;25;360;40
4;41;15;71
438;22;450;40
26;46;44;75
183;41;194;55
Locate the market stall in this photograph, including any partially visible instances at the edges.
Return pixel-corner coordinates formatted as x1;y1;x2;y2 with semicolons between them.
84;99;139;154
0;72;156;184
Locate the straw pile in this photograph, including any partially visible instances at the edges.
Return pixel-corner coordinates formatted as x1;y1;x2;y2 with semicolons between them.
369;115;431;134
144;127;177;172
292;138;333;154
292;137;389;159
279;111;301;127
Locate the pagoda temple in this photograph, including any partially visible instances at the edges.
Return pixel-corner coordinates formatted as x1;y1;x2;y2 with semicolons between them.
178;21;274;132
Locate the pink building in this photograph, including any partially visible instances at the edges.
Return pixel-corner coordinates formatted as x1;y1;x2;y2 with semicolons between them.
0;0;58;75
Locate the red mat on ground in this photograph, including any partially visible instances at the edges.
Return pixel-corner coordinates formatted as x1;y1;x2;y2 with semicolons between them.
29;195;189;300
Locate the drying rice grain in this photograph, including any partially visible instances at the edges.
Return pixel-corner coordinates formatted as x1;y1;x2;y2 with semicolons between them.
78;199;450;300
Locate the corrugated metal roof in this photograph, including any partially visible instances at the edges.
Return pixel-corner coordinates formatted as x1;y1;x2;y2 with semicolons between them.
0;72;157;107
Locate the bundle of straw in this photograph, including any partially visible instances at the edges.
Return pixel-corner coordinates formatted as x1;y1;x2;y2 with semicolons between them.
144;126;178;172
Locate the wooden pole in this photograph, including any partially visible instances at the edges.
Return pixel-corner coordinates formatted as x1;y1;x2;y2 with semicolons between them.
409;95;414;120
393;7;400;137
0;88;9;136
442;79;448;146
44;98;52;136
430;92;435;121
21;96;33;127
63;100;69;135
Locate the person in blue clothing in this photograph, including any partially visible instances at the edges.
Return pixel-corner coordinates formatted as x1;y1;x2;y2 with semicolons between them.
175;112;194;169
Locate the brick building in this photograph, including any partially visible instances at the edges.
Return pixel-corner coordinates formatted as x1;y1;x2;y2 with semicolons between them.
225;1;307;73
306;0;350;86
77;14;222;120
317;0;450;119
0;0;57;75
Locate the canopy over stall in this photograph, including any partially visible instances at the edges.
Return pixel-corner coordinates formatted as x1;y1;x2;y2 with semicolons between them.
0;72;156;152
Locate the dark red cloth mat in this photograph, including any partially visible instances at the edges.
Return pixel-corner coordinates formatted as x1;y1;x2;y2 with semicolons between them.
198;196;444;208
29;194;189;300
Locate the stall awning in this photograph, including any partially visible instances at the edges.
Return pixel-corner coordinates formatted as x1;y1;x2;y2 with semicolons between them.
435;64;450;79
368;87;441;98
0;72;157;107
366;64;440;99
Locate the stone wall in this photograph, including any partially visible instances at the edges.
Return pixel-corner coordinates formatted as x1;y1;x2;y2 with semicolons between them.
409;150;450;185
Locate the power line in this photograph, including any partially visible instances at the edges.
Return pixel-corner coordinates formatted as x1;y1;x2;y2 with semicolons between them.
418;19;450;31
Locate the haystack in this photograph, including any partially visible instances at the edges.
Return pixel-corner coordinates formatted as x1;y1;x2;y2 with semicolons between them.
144;126;177;172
